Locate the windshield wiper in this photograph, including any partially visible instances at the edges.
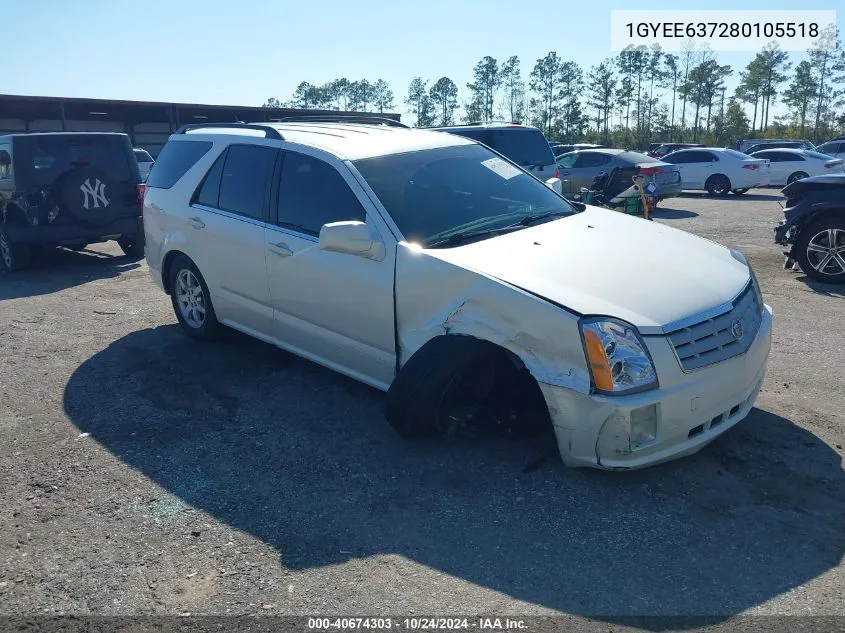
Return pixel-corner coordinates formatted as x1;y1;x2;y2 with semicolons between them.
425;225;525;248
513;210;575;227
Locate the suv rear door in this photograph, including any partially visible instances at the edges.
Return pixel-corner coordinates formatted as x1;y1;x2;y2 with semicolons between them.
13;133;141;228
189;142;278;335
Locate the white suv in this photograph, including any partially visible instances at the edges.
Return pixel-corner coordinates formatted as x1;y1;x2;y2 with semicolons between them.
144;119;773;470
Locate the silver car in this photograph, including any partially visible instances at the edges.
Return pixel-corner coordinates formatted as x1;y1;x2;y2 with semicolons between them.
556;149;683;200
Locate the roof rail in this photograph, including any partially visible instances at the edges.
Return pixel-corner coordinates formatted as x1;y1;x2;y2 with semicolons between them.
276;115;409;128
174;122;284;140
463;120;517;127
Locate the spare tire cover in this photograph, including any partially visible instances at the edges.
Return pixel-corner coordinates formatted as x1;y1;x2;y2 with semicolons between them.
54;167;119;227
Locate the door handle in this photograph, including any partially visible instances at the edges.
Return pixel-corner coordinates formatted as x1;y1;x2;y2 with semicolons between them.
268;241;293;257
187;216;205;230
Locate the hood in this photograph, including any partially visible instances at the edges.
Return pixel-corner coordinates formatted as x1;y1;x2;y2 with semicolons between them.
425;207;751;334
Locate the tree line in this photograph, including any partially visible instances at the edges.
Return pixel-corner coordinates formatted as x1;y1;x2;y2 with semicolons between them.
263;25;845;148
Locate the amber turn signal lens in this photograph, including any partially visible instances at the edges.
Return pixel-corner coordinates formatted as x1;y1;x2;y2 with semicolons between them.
583;328;614;392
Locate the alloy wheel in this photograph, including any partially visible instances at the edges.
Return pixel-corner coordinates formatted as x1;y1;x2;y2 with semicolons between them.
175;269;206;328
806;228;845;277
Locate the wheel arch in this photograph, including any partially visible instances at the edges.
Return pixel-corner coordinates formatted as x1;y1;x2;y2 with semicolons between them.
386;332;555;436
161;248;191;294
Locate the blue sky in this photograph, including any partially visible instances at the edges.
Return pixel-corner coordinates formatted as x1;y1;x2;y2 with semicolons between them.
4;0;841;123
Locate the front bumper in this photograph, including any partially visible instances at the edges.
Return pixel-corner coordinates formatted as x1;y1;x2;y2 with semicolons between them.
541;304;773;470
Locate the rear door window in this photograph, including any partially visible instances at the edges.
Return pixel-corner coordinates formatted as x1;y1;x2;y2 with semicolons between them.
217;144;278;221
194;149;227;208
574;152;611;168
23;135;134;186
147;140;212;189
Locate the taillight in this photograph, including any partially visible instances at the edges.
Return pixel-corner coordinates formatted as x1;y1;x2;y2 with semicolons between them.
555;167;560;179
136;184;146;215
742;163;760;170
824;160;843;169
639;167;661;176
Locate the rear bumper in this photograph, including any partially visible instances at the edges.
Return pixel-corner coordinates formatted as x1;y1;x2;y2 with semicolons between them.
3;217;141;245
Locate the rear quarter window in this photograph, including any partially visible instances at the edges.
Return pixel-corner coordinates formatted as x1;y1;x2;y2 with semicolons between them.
147;140;213;189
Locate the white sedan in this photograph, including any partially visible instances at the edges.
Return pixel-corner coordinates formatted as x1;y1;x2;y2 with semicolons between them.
661;147;770;195
749;148;844;185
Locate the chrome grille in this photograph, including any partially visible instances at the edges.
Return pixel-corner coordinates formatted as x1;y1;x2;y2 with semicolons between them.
667;281;762;371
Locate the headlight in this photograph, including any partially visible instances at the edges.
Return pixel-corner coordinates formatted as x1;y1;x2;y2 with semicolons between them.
731;248;763;309
580;318;658;395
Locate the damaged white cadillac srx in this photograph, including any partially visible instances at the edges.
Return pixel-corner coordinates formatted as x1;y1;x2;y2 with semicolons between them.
143;118;773;470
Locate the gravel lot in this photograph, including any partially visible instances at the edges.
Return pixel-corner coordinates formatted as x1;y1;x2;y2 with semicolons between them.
1;189;843;630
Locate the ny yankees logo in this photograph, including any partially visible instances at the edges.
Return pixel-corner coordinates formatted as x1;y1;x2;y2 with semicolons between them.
80;178;110;209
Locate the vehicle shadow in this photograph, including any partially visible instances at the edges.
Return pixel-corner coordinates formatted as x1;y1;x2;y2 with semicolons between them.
678;191;783;202
62;326;845;626
0;247;141;301
793;274;845;298
651;207;698;219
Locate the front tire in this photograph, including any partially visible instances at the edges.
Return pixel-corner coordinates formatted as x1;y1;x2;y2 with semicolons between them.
706;174;731;196
787;172;808;185
0;226;32;272
795;217;845;284
168;255;223;340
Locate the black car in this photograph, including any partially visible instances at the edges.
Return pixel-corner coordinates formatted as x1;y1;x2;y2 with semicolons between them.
775;174;845;284
744;141;809;156
0;132;145;272
428;123;558;181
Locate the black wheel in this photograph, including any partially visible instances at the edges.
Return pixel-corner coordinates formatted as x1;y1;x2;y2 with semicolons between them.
732;188;749;195
0;226;32;272
706;174;731;196
795;216;845;284
787;171;808;185
118;234;144;259
167;255;223;340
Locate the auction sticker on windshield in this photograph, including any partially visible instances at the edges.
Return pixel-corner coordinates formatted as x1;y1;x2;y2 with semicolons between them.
482;157;522;180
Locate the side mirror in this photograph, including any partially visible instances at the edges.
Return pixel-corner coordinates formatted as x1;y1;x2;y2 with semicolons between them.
319;220;384;261
545;177;563;195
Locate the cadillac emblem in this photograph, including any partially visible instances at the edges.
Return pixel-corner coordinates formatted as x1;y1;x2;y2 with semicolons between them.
731;319;744;341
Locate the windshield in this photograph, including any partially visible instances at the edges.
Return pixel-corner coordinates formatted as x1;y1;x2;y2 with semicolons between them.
353;144;577;247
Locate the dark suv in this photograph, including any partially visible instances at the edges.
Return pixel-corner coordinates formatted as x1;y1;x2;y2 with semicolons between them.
0;132;145;272
429;123;559;181
776;174;845;284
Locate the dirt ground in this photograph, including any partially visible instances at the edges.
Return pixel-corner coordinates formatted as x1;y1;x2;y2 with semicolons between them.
1;189;843;629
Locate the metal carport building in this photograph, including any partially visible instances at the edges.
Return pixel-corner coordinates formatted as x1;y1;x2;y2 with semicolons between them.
0;94;401;158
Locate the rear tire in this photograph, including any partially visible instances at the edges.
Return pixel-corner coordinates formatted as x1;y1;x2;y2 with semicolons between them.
787;171;808;185
167;255;223;340
706;174;731;196
795;216;845;284
0;226;32;272
118;234;144;259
